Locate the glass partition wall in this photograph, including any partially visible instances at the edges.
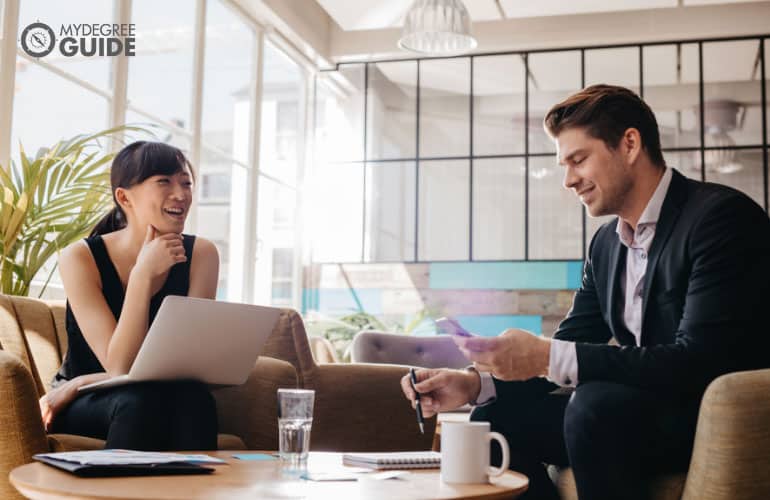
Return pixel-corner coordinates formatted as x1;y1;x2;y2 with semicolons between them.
314;35;769;263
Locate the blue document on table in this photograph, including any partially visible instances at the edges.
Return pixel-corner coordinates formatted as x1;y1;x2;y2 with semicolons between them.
232;453;277;461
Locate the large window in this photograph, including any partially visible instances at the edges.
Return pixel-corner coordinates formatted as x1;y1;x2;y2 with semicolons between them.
11;63;110;160
12;0;113;161
10;0;115;297
701;40;765;209
315;35;770;263
198;0;256;300
16;0;113;90
127;0;195;130
255;41;304;307
4;0;308;308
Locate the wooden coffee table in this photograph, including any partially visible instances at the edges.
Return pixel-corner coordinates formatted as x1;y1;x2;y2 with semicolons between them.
10;450;528;500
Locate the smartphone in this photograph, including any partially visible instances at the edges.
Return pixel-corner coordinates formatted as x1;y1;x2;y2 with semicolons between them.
435;317;473;337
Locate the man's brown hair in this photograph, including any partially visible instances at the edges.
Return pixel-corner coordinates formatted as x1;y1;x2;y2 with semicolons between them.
543;84;665;168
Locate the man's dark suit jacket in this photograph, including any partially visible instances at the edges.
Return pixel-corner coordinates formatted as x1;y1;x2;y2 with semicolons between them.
499;168;770;400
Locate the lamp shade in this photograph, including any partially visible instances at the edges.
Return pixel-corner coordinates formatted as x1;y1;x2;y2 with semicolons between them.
398;0;477;55
692;130;743;174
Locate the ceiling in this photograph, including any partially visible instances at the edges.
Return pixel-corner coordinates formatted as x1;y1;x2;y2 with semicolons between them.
316;0;767;32
312;0;767;136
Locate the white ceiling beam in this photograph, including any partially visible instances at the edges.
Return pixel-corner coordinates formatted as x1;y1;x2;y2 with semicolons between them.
499;0;677;19
316;0;411;31
328;2;770;62
234;0;335;69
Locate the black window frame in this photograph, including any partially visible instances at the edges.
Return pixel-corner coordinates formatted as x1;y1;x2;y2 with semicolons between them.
313;34;770;264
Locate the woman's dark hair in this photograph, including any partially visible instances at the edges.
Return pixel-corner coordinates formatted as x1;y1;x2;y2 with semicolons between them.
90;141;195;237
543;84;666;168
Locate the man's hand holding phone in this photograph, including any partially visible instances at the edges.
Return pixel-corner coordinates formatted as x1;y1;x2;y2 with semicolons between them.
449;326;552;381
435;317;475;338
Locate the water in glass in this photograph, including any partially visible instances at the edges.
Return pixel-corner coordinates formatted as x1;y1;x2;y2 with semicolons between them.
279;417;312;463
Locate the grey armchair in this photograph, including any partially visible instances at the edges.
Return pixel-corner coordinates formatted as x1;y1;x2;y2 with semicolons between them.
349;331;470;369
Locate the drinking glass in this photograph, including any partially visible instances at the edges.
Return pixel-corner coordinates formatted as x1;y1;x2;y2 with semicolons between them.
277;389;315;464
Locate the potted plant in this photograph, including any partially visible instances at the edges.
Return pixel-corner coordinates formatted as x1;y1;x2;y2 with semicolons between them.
0;126;135;296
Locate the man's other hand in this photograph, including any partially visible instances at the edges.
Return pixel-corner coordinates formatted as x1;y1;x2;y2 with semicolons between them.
400;368;481;418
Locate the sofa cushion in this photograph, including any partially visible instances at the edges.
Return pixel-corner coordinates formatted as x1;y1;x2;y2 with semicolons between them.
213;356;297;450
47;433;247;452
47;301;67;360
47;434;105;452
0;351;49;472
0;296;37;387
10;297;64;396
262;310;311;375
0;296;67;397
217;434;248;450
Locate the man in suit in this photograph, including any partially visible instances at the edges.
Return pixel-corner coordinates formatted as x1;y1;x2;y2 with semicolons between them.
401;84;770;500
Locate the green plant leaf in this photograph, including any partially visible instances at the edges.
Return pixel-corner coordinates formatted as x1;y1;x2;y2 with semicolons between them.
0;125;145;296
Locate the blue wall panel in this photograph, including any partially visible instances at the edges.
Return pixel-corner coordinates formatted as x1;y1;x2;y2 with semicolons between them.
454;315;543;337
566;261;584;290
429;262;582;290
305;289;383;315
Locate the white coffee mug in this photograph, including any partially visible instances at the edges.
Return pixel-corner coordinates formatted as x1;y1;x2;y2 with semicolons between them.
440;421;510;484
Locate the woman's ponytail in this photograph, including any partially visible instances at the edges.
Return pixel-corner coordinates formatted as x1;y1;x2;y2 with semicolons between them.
89;206;126;237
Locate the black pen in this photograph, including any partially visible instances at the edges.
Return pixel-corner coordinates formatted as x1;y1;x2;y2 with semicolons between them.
409;368;425;434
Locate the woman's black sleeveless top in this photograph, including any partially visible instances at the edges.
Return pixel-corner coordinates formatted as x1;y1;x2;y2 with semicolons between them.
53;234;195;385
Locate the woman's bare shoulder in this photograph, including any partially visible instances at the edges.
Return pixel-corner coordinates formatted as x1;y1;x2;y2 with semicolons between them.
59;239;100;284
188;235;219;298
59;239;91;265
190;235;219;263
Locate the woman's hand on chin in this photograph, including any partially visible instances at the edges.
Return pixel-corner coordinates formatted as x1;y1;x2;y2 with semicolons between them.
133;224;187;280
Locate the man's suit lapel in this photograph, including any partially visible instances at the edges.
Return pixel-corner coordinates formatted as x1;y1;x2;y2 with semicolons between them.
606;232;627;341
639;169;688;344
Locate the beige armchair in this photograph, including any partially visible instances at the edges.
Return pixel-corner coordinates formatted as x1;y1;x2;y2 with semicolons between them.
551;368;770;500
0;294;297;500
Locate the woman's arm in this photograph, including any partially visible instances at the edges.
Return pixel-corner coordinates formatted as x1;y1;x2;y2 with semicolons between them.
188;237;219;299
59;241;126;374
39;372;111;431
60;240;152;376
60;226;188;376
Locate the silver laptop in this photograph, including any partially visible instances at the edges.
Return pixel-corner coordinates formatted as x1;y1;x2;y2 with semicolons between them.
78;296;282;394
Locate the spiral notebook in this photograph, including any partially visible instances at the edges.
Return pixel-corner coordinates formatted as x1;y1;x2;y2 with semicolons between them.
342;451;441;470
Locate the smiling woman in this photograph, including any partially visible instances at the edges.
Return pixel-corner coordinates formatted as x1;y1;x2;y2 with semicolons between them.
38;140;222;452
90;142;196;237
